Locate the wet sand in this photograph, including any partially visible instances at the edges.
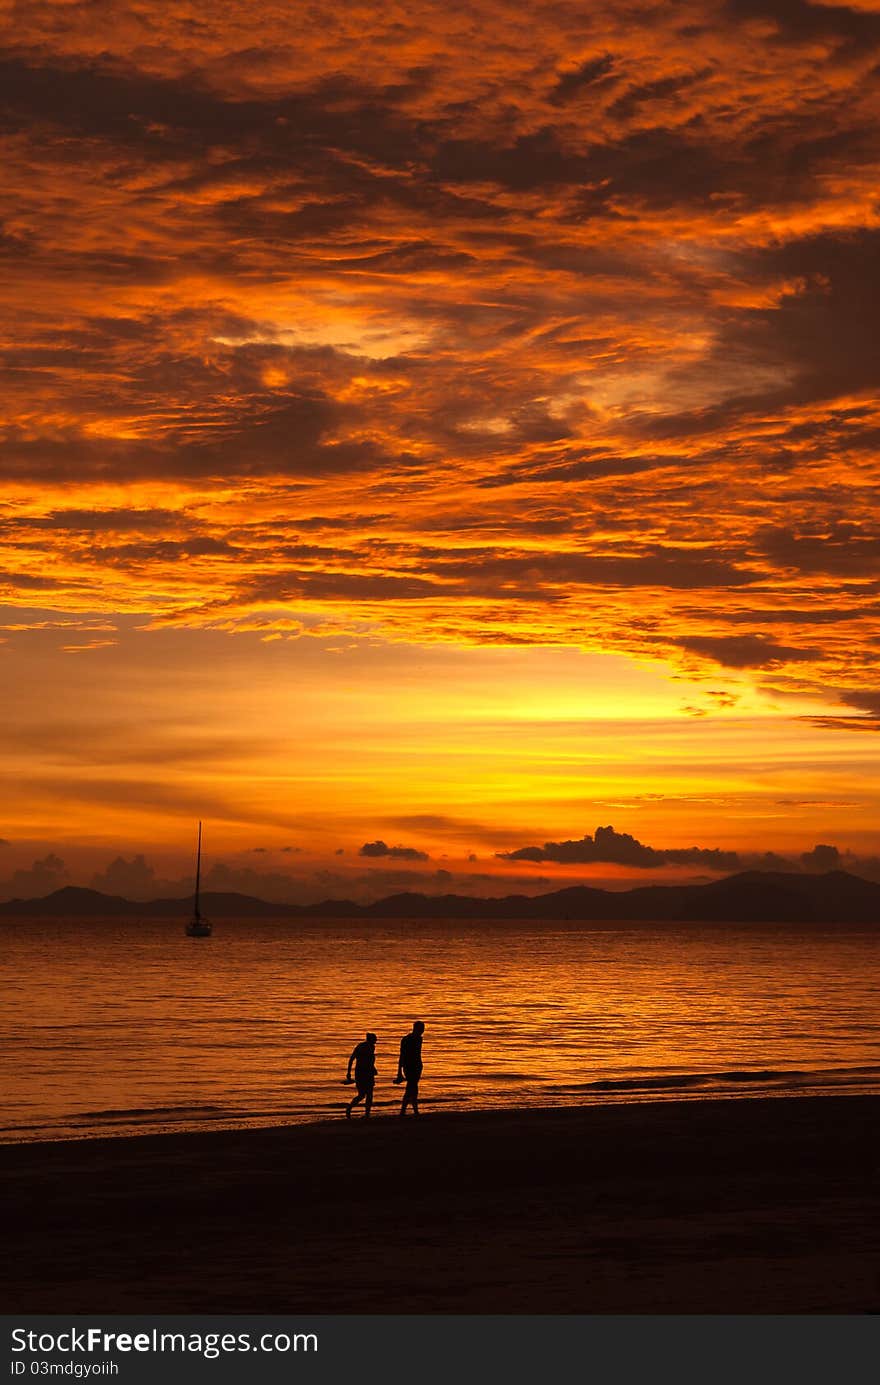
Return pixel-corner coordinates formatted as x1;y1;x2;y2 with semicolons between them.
2;1094;878;1313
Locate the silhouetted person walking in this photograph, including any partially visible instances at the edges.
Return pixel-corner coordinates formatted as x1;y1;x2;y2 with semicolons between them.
394;1020;425;1117
344;1031;377;1119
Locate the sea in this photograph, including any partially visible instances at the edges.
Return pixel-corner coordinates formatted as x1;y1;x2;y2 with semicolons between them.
1;915;878;1143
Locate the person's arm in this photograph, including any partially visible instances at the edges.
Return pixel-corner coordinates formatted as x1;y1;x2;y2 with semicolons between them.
345;1047;357;1082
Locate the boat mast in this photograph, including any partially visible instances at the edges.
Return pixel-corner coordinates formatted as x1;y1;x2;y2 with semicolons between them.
194;820;202;922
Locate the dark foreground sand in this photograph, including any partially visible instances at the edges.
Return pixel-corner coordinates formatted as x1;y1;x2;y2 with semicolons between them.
2;1095;878;1313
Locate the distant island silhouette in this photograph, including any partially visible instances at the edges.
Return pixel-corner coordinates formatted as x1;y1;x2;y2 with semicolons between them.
1;869;878;925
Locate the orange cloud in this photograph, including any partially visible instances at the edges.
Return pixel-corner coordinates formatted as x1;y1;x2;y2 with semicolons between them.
2;0;879;867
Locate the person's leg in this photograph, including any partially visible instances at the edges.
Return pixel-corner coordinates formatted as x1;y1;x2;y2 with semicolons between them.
410;1080;419;1117
364;1084;373;1118
347;1090;363;1118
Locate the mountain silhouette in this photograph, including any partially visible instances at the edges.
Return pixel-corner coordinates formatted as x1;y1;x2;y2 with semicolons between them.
1;870;878;925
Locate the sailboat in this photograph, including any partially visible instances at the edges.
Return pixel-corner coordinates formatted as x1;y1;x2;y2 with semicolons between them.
185;820;212;937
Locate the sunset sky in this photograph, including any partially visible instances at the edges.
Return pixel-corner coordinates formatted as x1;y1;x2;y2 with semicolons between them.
2;0;879;901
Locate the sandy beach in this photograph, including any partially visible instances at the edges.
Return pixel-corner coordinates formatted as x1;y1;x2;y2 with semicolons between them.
2;1094;878;1314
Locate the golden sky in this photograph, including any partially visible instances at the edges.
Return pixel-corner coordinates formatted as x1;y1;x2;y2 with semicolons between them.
2;0;879;899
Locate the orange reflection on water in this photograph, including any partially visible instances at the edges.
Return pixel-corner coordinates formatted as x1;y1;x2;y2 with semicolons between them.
2;916;878;1143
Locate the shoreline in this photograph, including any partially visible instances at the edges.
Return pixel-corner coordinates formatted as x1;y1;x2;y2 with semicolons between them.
5;1061;880;1149
4;1074;880;1148
3;1092;878;1312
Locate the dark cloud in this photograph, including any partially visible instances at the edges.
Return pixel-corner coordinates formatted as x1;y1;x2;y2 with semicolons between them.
497;828;880;880
800;843;840;871
202;861;301;900
723;0;880;52
674;633;820;668
480;451;691;488
0;853;68;899
607;68;712;122
431;125;746;208
421;546;761;592
805;716;880;732
0;56;422;172
11;508;183;533
242;569;442;605
836;690;880;716
101;538;240;562
549;55;617;104
359;839;430;861
498;825;742;871
90;854;157;897
0;569;63;591
760;521;880;577
713;231;880;410
0;396;402;485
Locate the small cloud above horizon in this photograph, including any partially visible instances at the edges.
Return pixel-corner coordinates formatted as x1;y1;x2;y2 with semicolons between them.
1;853;69;898
359;840;430;862
496;825;880;880
497;825;742;871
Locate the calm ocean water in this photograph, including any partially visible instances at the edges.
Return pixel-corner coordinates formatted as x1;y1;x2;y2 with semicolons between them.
1;916;878;1142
